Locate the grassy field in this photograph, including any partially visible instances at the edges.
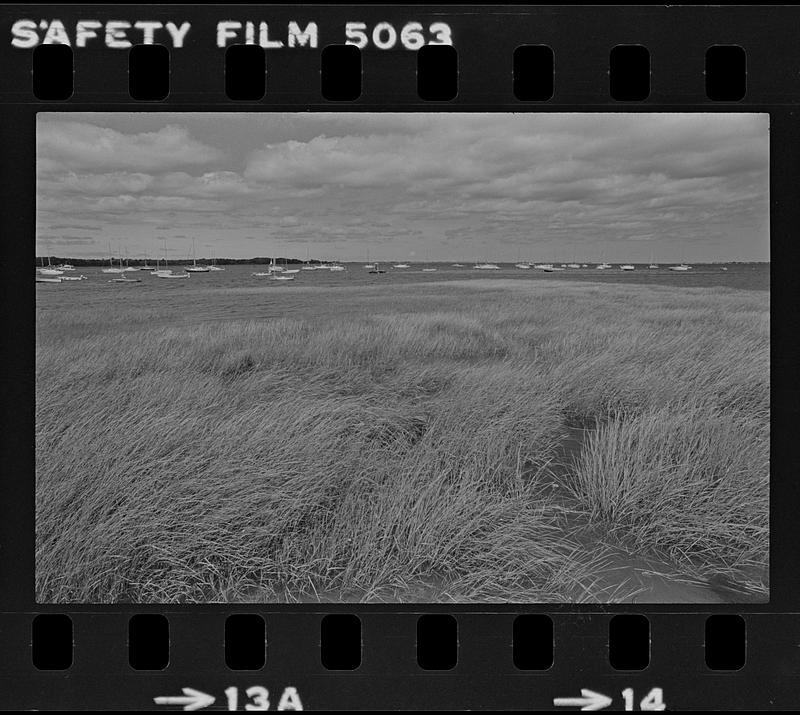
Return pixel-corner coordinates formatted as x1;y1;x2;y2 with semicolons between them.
35;279;769;603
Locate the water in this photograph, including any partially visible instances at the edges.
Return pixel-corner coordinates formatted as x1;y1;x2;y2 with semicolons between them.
36;262;768;295
36;262;769;330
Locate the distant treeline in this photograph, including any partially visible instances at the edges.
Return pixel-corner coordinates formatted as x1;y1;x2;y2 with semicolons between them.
36;257;768;267
36;256;318;266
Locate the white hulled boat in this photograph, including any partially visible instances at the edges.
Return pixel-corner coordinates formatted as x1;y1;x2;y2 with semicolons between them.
186;239;210;272
38;250;64;275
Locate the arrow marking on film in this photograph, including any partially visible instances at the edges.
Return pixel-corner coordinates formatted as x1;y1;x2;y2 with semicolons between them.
154;687;216;711
553;689;613;711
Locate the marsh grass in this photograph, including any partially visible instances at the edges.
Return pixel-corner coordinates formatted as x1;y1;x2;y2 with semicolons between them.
36;280;769;602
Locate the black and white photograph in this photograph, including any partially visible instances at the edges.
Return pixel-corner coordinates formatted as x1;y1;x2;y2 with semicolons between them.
35;112;769;604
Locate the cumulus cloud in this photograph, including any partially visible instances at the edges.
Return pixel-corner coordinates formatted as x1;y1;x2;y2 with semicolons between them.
37;120;221;173
36;112;769;261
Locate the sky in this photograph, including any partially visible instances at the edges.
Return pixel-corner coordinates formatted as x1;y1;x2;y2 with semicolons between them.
36;112;770;263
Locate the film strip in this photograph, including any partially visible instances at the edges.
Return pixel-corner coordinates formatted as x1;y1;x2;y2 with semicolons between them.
1;3;797;711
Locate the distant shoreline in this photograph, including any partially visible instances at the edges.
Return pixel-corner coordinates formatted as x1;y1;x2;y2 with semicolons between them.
35;257;772;267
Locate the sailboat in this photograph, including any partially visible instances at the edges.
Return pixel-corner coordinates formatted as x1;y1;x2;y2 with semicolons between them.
514;248;530;269
108;257;141;283
186;239;211;272
473;247;500;269
36;250;63;281
39;244;64;276
364;248;376;270
565;245;580;268
101;244;125;273
300;246;318;270
38;245;64;275
153;241;173;275
38;266;64;276
670;248;692;271
280;257;300;274
208;249;225;271
121;248;138;271
420;248;437;271
620;264;635;271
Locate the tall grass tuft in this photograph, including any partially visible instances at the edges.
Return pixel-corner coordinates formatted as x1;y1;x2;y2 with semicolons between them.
567;403;768;592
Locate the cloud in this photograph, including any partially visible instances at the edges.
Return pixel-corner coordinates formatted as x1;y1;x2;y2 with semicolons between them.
37;120;221;173
36;112;769;261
